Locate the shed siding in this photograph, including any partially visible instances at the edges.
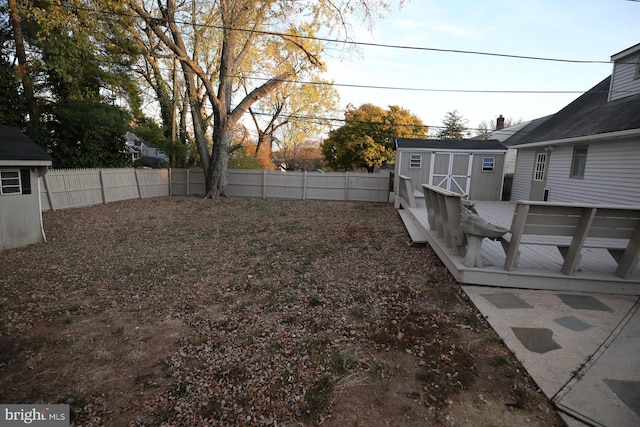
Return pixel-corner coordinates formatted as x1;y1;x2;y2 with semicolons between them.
609;54;640;101
395;150;432;194
469;153;505;200
395;149;507;200
511;150;534;201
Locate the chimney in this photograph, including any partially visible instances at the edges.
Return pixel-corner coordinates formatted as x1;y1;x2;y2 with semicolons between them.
496;115;505;130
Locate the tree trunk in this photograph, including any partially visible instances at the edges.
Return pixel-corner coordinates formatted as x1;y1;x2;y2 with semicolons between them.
205;118;231;198
8;0;38;122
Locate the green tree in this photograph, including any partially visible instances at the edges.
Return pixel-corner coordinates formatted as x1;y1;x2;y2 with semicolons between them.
437;110;469;140
0;55;24;127
128;0;398;198
42;100;131;168
3;1;143;165
229;147;262;169
321;103;427;172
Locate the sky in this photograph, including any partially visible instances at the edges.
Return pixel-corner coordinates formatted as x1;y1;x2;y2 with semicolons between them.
321;0;640;135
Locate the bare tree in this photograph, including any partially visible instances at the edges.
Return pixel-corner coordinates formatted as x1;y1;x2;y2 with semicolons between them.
127;0;393;198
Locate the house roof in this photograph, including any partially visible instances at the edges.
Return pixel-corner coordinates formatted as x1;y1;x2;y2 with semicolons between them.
504;76;640;147
471;120;534;142
395;138;507;151
611;42;640;61
0;125;52;163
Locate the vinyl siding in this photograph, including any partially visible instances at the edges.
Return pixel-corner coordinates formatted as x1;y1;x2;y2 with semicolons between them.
554;138;640;205
394;149;506;200
511;150;534;201
394;150;432;194
609;53;640;102
469;153;505;200
515;137;640;205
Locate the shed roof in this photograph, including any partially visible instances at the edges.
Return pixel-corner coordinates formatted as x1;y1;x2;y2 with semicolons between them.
395;138;507;151
504;76;640;147
0;125;52;163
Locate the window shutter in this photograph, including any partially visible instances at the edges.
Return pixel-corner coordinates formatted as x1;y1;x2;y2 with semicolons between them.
20;169;31;194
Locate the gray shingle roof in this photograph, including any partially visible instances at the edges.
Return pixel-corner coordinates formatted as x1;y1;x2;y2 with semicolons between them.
504;76;640;146
395;138;507;151
0;125;53;162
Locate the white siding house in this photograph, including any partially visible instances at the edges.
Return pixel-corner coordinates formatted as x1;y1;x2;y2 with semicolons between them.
609;44;640;102
504;43;640;205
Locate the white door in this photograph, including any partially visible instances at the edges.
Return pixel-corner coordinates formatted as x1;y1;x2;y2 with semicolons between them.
529;150;549;201
430;152;472;196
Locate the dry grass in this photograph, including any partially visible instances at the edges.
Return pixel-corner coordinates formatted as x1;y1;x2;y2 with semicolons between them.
0;196;564;426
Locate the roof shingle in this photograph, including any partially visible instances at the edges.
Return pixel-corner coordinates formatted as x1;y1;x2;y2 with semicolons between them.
0;125;53;162
504;76;640;146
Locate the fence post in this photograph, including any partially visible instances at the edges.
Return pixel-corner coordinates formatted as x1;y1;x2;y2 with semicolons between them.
345;172;349;201
99;169;107;204
168;168;173;196
262;170;267;199
303;171;307;201
42;174;56;211
134;169;143;199
186;169;190;196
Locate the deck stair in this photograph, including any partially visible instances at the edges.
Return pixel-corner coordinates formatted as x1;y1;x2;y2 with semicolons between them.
398;209;428;244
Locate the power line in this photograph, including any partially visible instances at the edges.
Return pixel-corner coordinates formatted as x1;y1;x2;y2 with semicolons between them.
246;108;526;135
38;0;624;65
21;46;614;96
241;76;605;95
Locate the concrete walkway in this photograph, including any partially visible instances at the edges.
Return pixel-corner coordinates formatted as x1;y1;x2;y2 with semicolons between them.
463;286;640;427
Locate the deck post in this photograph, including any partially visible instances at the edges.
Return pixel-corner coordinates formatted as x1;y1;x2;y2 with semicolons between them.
560;207;596;275
615;220;640;279
504;202;529;271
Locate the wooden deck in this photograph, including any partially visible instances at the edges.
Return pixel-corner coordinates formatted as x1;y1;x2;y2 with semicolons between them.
401;201;640;295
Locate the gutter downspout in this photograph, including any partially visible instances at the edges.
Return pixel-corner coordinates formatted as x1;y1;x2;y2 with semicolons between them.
38;176;46;242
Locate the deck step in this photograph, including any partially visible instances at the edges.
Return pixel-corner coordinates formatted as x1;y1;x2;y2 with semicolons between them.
398;209;428;244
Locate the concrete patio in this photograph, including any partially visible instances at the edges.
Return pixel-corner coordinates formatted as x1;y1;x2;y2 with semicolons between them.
463;286;640;427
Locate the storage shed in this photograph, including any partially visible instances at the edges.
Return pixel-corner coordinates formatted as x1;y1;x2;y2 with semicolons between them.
0;125;53;250
394;138;507;200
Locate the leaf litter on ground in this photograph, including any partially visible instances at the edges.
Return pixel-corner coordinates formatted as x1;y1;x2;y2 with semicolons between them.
0;196;564;426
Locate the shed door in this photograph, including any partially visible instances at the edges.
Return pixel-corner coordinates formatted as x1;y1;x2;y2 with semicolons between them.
430;152;472;196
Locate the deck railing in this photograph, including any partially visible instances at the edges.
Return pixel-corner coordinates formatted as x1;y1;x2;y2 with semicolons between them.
421;184;466;255
395;175;417;209
503;201;640;278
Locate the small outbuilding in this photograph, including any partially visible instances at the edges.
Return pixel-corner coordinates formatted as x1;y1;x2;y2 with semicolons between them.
0;125;53;250
394;138;507;200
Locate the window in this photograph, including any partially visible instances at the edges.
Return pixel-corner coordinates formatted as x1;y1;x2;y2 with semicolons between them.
534;152;547;181
635;54;640;80
482;157;495;172
409;154;422;168
571;147;588;178
0;170;22;195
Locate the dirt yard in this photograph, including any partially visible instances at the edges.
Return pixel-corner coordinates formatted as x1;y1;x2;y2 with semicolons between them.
0;196;565;426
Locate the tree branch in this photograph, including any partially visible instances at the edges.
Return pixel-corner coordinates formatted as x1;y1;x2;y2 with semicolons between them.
230;71;294;123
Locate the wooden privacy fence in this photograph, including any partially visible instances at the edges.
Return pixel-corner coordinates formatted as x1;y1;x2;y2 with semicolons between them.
41;168;170;211
40;168;391;211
